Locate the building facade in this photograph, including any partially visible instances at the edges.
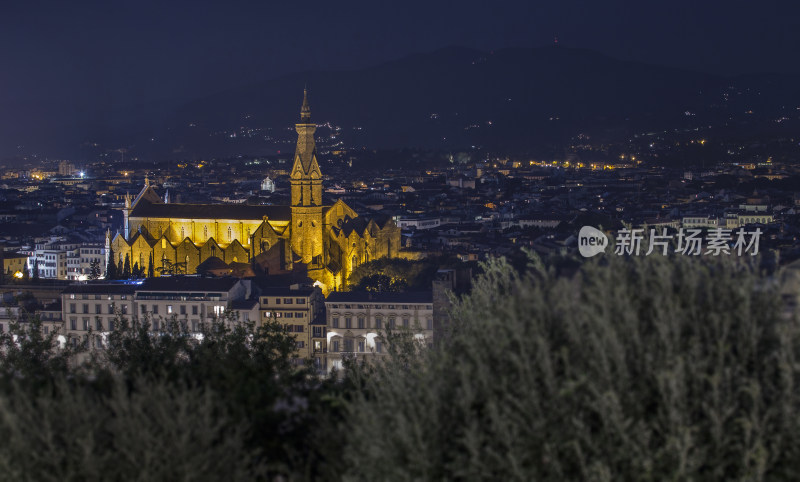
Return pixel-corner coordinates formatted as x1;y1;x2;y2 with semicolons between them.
26;238;105;280
60;277;258;349
109;90;401;292
259;284;325;365
324;291;434;372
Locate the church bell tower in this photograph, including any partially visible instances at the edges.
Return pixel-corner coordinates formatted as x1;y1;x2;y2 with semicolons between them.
290;88;324;265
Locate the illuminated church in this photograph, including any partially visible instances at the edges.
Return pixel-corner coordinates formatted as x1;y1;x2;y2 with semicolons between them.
107;90;401;292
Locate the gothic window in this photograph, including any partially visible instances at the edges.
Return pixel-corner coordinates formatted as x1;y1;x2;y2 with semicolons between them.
203;225;208;238
181;227;185;239
352;255;357;268
262;240;270;252
161;239;166;249
227;227;232;241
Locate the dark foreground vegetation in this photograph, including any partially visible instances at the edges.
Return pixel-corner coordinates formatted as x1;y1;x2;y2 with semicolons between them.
0;253;796;481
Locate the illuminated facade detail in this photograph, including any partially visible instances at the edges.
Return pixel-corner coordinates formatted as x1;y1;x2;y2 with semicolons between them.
108;89;401;292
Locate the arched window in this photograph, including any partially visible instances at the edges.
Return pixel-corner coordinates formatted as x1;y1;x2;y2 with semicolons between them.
181;227;185;239
352;255;357;268
203;225;208;239
227;227;232;241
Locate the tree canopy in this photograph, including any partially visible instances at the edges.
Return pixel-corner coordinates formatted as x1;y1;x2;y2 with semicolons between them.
334;253;798;481
0;253;797;480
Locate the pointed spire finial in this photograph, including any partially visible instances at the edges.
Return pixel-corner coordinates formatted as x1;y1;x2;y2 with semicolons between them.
144;174;149;186
300;87;311;122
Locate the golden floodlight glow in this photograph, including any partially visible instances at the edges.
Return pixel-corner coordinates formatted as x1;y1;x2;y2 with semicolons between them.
13;271;23;279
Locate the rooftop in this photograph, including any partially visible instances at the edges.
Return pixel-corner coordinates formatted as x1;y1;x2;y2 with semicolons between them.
326;291;433;304
259;286;317;297
139;277;241;293
130;201;292;221
62;283;137;295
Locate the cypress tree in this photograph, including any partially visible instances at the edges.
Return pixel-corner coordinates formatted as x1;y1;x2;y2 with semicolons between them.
107;247;118;280
123;254;131;279
148;253;155;278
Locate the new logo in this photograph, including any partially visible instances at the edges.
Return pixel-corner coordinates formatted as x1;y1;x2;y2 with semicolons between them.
578;226;608;257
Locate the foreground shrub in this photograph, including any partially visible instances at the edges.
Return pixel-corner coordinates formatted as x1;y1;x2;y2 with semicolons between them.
338;254;800;481
0;378;265;481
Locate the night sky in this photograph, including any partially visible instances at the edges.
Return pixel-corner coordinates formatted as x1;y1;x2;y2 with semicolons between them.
0;0;798;159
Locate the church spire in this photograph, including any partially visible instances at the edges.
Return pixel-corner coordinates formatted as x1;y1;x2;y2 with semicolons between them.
300;87;311;123
290;87;322;207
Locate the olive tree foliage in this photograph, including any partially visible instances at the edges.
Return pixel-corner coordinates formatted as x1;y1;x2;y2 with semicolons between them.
337;253;800;481
0;378;265;481
0;311;319;480
99;312;316;476
0;316;268;479
0;317;76;393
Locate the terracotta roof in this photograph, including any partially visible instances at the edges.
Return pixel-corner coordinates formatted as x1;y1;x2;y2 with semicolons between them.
197;256;231;271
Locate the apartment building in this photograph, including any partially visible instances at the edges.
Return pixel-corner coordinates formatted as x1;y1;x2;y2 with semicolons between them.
259;284;325;366
134;277;255;332
28;238;106;280
62;283;135;348
60;277;258;348
324;291;434;372
68;243;106;280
